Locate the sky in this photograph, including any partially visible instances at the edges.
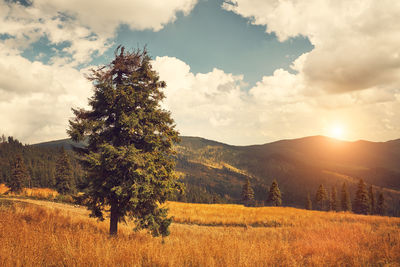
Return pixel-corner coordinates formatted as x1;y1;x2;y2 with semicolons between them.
0;0;400;145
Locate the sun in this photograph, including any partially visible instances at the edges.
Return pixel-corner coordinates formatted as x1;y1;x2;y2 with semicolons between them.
329;125;345;140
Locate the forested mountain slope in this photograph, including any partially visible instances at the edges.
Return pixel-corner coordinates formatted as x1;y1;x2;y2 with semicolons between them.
2;135;399;215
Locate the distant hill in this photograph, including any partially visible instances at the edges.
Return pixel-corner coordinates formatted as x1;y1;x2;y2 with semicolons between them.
33;135;400;215
33;138;85;150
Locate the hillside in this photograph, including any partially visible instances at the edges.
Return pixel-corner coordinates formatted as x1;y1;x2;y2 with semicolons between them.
32;135;400;215
0;138;84;189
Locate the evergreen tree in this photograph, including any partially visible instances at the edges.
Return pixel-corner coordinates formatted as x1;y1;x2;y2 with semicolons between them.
306;193;312;210
68;46;181;236
267;179;282;206
241;177;255;206
369;185;375;214
55;147;74;194
330;186;339;212
341;182;352;212
376;191;386;216
328;190;332;211
8;154;29;193
353;179;370;215
315;184;328;211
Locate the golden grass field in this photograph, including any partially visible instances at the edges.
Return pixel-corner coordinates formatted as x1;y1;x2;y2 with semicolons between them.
0;194;399;267
0;184;59;199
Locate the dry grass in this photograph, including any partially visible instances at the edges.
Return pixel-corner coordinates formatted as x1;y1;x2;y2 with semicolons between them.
20;187;59;199
0;184;59;200
0;199;399;266
0;183;9;194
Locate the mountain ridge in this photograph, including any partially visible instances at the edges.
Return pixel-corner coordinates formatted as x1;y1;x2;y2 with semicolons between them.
32;135;400;215
32;134;400;149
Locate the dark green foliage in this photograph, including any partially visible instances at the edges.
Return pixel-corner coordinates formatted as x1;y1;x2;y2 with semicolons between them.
341;182;352;212
173;136;400;216
376;192;386;216
369;185;375;214
8;154;29;193
315;184;328;211
306;193;312;210
241;177;255;206
353;179;370;215
267;179;282;206
0;135;84;189
68;47;180;236
330;186;339;212
2;133;399;216
55;147;74;194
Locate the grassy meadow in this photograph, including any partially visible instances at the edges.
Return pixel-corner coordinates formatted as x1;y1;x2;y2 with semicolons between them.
0;195;399;266
0;184;59;199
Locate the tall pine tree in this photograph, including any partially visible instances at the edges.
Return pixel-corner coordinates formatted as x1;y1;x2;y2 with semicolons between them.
68;46;181;236
369;185;375;214
341;182;352;212
330;186;339;212
376;191;386;216
241;177;255;206
315;184;327;211
353;179;370;215
306;193;312;210
8;154;29;193
267;179;282;206
55;147;74;194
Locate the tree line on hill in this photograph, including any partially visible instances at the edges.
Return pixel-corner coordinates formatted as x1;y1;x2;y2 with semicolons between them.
241;177;387;215
0;134;391;217
0;135;82;194
311;179;386;215
241;178;282;207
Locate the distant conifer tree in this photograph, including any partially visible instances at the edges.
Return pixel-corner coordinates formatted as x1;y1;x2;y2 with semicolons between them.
306;193;312;210
369;185;375;214
8;154;29;193
353;179;370;215
241;177;255;206
315;184;328;210
341;182;352;212
330;186;339;212
376;192;386;216
55;147;74;194
267;179;282;206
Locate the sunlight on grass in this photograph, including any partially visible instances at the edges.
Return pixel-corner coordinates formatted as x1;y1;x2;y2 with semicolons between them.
0;184;59;200
0;199;399;266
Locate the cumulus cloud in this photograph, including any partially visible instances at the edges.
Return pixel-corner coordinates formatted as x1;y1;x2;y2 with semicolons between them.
0;44;92;143
0;0;198;143
152;56;250;143
35;0;198;35
222;0;400;94
1;0;399;145
153;56;400;144
0;0;197;65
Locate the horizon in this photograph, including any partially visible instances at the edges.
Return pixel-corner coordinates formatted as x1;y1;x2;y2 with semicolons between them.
1;0;400;145
30;134;400;148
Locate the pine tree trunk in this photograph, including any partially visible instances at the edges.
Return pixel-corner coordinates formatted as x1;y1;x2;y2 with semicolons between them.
110;203;118;236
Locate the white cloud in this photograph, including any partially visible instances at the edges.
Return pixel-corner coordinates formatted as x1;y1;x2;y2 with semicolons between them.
0;0;197;65
35;0;198;35
223;0;400;94
152;56;249;143
153;56;400;144
0;0;198;143
1;0;399;145
0;44;92;143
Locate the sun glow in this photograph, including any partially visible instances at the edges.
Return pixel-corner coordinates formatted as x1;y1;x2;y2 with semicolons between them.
329;125;345;140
